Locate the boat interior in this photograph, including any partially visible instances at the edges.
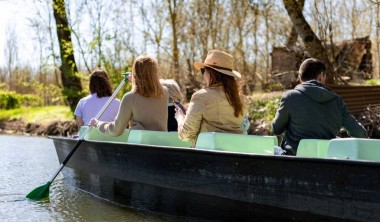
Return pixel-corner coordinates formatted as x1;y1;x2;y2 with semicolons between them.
78;126;380;162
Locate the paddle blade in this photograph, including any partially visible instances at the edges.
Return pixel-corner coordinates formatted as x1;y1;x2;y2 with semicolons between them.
26;182;51;200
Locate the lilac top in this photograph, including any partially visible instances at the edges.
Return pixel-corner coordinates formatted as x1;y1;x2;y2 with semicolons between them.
74;93;120;125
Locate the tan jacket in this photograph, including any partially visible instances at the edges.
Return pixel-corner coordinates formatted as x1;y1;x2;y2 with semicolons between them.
96;89;169;136
178;85;247;143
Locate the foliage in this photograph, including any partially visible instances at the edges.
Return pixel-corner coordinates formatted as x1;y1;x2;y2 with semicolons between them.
248;96;281;123
263;82;285;92
365;79;380;86
0;91;21;110
0;106;72;124
0;83;8;91
0;90;49;110
19;94;43;107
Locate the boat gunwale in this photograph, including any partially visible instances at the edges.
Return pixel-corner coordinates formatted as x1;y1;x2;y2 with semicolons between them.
49;135;380;167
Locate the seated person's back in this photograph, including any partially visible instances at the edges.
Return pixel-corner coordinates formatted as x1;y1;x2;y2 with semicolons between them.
74;69;120;127
175;50;248;144
271;58;367;153
90;55;169;136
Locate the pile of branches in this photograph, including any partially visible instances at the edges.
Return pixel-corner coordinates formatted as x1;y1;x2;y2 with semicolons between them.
354;105;380;138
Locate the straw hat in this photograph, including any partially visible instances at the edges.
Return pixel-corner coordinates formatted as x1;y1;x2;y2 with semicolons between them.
194;50;241;78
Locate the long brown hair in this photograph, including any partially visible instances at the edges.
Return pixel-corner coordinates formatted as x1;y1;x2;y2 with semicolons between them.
206;67;243;117
132;55;164;98
89;69;113;98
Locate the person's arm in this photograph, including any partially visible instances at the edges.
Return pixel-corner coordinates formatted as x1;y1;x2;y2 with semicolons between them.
75;116;84;128
90;93;132;136
74;99;84;128
271;94;290;135
341;100;368;138
177;93;203;143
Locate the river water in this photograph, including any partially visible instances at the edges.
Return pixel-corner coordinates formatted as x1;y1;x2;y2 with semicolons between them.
0;135;176;222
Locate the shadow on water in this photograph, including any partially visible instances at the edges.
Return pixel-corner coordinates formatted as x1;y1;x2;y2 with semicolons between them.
0;135;178;222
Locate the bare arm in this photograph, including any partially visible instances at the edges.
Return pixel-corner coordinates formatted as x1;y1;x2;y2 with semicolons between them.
75;116;84;128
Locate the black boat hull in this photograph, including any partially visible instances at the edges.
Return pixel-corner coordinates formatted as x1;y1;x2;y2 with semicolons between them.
52;137;380;221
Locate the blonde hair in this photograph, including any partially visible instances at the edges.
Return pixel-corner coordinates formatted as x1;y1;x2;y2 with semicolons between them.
160;79;183;102
131;55;164;98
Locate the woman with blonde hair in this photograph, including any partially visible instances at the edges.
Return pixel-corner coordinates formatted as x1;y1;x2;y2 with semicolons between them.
90;55;169;135
160;79;183;131
175;50;248;144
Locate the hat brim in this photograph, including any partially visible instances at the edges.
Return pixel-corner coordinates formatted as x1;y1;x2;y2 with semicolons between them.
193;62;241;78
194;62;205;70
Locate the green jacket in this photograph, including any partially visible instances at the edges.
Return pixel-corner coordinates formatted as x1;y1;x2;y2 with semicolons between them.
272;80;367;151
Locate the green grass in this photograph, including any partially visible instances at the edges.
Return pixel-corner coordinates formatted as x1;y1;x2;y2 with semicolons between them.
0;106;73;124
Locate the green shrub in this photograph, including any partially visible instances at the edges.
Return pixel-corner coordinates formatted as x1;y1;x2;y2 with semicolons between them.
248;96;281;123
263;82;285;92
20;94;43;107
365;79;380;86
0;91;21;110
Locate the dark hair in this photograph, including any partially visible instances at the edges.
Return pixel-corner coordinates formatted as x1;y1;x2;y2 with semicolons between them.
299;58;326;81
206;67;243;117
89;69;113;98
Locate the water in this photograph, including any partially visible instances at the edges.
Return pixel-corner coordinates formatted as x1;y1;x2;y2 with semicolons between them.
0;135;175;222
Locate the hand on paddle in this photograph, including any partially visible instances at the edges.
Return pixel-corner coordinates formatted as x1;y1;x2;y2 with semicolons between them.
89;118;99;127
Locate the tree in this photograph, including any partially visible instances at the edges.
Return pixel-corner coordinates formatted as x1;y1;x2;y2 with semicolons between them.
4;25;18;90
283;0;335;84
285;0;304;48
167;0;181;84
52;0;83;111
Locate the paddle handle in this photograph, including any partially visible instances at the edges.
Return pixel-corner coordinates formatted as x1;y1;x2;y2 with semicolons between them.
48;74;129;183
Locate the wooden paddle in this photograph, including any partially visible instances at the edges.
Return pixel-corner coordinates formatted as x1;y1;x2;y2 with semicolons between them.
26;73;130;200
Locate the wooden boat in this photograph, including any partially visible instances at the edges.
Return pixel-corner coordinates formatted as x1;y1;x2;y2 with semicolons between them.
51;127;380;221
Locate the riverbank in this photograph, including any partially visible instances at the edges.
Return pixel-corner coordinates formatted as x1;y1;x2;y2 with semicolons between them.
0;104;379;138
0;119;78;136
0;106;78;136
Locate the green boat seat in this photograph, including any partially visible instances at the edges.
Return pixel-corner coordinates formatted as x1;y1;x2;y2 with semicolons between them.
326;138;380;161
195;132;277;155
127;130;192;148
296;139;331;158
79;126;129;142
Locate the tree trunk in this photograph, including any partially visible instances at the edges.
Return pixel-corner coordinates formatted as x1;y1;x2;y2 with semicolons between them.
283;0;335;84
167;0;180;85
52;0;83;111
285;0;305;48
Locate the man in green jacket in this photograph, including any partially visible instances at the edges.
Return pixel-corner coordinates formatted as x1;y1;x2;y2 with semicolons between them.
272;58;367;155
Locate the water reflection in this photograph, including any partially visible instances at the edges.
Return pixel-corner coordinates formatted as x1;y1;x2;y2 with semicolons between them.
0;135;176;222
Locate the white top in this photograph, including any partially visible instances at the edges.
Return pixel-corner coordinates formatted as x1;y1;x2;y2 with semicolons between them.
74;93;121;125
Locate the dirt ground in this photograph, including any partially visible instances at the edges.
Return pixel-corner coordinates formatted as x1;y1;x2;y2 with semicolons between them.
0;119;78;137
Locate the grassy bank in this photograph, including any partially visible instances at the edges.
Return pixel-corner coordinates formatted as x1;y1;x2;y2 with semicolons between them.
0;106;73;124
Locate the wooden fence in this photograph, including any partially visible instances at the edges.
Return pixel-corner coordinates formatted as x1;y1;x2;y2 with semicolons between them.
329;85;380;113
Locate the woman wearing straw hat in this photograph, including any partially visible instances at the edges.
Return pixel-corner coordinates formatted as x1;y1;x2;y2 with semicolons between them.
175;49;248;145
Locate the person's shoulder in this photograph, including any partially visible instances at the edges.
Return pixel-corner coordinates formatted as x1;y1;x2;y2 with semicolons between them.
121;91;137;101
123;91;136;97
282;89;301;98
77;94;93;103
113;97;121;104
83;94;95;99
191;88;209;99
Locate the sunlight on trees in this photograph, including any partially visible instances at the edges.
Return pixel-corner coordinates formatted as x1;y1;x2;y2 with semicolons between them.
1;0;380;107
